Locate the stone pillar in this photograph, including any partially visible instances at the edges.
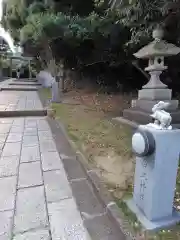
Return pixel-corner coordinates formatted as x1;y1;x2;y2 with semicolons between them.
127;124;180;230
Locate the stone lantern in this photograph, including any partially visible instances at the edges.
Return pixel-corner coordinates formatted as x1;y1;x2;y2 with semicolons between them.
123;28;180;127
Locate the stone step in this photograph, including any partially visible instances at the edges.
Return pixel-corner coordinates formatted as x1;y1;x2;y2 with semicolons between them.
1;87;39;91
14;78;37;82
9;82;41;86
0;109;47;117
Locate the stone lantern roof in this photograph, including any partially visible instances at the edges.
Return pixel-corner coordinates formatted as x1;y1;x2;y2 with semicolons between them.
134;28;180;59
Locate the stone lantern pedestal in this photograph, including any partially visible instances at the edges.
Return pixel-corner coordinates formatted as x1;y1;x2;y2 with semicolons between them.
122;28;180;127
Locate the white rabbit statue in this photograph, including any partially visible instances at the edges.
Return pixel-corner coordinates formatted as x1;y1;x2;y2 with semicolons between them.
149;101;172;130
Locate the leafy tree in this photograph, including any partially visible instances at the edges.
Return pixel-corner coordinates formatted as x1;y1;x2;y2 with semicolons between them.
109;0;180;48
6;0;180;91
53;0;95;16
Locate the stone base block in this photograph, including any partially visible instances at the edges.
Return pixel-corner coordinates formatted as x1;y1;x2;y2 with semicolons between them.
126;199;180;231
132;99;179;112
138;88;172;100
123;108;180;125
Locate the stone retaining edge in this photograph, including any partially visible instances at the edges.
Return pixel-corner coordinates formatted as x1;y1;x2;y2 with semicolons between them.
0;109;47;117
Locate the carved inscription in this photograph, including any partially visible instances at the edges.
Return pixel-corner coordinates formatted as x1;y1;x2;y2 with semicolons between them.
139;159;148;202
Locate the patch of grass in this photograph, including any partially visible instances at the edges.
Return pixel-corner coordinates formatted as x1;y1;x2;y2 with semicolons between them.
49;100;133;158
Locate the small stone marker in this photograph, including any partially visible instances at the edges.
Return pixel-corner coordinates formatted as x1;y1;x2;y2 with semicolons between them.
126;101;180;230
51;64;65;103
51;77;61;103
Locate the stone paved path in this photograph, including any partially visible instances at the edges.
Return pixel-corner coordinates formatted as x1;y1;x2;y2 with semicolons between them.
0;91;43;111
0;117;91;239
0;78;126;240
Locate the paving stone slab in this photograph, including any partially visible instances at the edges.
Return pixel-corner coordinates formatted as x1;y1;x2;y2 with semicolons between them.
44;170;72;202
0;134;7;143
13;229;50;240
23;127;37;136
41;151;63;171
0;124;12;134
0;119;14;124
48;199;90;240
25;119;37;128
40;140;57;152
6;133;22;143
12;118;24;126
21;145;40;163
22;135;38;147
14;186;48;233
2;142;21;157
71;179;105;216
37;120;50;131
0;156;19;177
0;143;4;150
38;130;53;141
0;176;16;211
18;162;43;188
10;126;24;134
0;210;13;239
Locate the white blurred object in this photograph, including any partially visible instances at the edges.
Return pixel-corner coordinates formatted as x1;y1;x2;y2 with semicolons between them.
148;101;172;130
36;70;55;87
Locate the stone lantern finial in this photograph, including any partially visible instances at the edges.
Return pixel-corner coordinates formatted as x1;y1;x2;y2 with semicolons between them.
152;27;164;41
